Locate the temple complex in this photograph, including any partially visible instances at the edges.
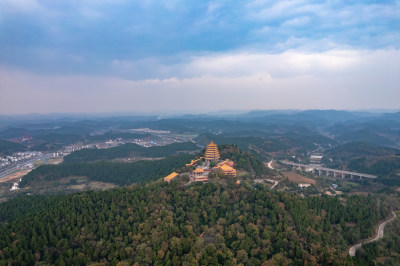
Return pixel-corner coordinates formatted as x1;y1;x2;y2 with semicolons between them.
204;141;220;162
164;142;238;184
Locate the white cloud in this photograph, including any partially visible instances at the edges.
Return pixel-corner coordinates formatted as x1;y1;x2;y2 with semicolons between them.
110;48;394;80
282;16;310;27
1;49;399;114
0;0;42;12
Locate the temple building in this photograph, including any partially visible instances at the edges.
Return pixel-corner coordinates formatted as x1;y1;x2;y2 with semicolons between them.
193;168;205;177
215;159;237;177
186;157;203;166
217;164;237;177
204;141;220;162
164;172;179;183
195;176;208;183
216;159;234;168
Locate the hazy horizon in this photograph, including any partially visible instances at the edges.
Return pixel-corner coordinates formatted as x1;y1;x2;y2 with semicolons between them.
1;108;400;119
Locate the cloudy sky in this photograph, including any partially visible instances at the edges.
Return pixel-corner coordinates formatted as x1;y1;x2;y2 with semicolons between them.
1;0;399;114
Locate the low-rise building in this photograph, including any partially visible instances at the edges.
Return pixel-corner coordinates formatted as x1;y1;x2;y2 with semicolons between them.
215;159;237;177
193;168;205;177
195;176;208;183
164;172;179;183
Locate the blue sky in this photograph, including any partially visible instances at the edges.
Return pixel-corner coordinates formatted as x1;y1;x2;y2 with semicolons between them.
1;0;399;114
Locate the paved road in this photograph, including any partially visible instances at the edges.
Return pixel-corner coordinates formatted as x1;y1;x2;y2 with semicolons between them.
267;160;274;170
281;160;377;179
0;155;51;181
254;179;280;190
349;211;397;256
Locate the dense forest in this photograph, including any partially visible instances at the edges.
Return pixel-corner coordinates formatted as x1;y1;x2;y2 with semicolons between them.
353;214;400;265
0;140;25;155
348;156;400;176
20;154;194;187
63;142;199;163
322;142;400;184
195;133;318;153
322;142;399;167
0;181;391;265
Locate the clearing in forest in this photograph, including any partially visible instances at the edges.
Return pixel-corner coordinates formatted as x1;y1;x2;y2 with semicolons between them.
282;171;316;184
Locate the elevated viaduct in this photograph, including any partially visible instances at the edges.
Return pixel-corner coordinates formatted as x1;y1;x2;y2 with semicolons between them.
281;161;377;179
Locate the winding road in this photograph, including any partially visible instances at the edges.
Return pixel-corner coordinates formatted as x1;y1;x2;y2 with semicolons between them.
349;211;397;256
267;160;274;170
254;178;280;190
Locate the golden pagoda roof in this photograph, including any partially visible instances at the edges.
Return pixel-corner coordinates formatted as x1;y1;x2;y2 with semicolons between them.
164;172;179;181
208;141;217;147
220;164;234;171
194;168;205;173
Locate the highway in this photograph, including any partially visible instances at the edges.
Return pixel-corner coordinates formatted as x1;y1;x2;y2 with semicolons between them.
281;161;377;179
0;154;52;181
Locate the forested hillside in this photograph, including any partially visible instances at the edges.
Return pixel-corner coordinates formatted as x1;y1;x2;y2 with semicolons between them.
218;145;271;177
63;142;199;163
0;140;25;155
353;212;400;265
322;142;400;184
20;154;194;187
195;133;318;152
0;182;390;265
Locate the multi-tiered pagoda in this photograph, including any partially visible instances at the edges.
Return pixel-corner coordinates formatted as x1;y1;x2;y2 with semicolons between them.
204;141;220;162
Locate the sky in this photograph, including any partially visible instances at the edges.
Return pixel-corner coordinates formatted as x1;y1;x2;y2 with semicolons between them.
0;0;399;115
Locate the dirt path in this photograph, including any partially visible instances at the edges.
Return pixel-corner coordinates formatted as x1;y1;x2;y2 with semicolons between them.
267;179;279;189
349;211;397;256
267;160;274;170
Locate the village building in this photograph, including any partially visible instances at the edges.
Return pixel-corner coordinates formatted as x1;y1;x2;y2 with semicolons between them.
204;141;220;162
164;172;179;183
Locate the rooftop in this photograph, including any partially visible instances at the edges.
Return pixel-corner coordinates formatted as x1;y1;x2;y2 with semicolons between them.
164;172;179;181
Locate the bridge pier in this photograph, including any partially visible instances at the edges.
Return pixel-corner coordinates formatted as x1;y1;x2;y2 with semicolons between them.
351;175;353;179
318;169;322;176
333;172;337;178
326;170;329;177
342;173;345;178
